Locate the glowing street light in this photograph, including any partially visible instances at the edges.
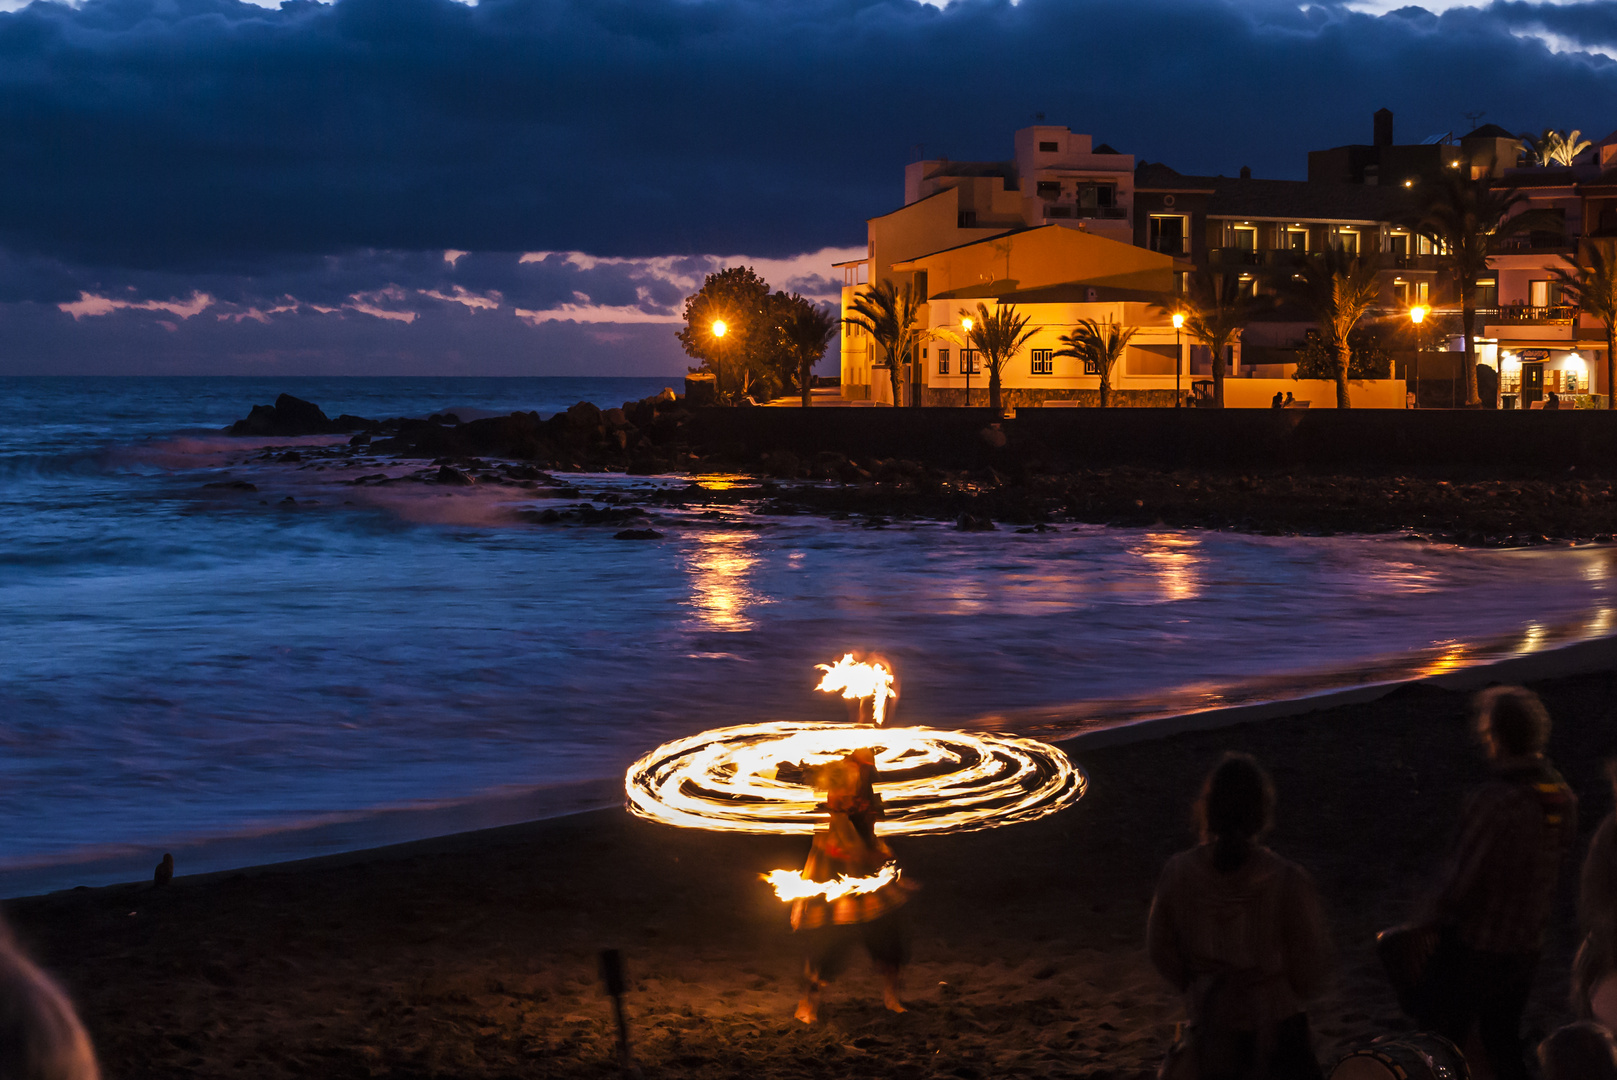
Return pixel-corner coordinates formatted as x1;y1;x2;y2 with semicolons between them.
1410;305;1428;408
1172;311;1186;407
711;319;728;397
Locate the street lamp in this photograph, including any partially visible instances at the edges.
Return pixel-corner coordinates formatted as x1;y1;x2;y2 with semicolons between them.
961;316;975;408
1172;311;1186;407
711;319;728;398
1409;305;1427;409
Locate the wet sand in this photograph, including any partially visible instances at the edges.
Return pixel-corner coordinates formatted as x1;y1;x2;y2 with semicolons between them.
9;671;1616;1079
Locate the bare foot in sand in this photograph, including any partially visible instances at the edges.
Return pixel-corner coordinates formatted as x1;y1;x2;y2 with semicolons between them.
883;974;906;1014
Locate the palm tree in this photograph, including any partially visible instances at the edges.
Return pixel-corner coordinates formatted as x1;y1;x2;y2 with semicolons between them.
1523;129;1593;168
965;301;1037;412
1414;173;1558;406
1552;242;1617;408
1056;319;1138;407
1275;249;1381;409
843;279;925;407
1178;271;1266;408
778;296;838;408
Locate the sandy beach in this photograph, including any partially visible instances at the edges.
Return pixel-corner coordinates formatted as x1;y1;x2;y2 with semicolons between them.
8;670;1615;1079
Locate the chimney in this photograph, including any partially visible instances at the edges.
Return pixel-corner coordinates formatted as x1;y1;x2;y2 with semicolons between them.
1239;165;1251;179
1374;108;1394;148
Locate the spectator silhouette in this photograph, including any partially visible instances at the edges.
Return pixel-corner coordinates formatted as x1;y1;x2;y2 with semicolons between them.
0;916;99;1080
1573;760;1617;1027
1271;391;1284;409
1539;1022;1617;1080
1147;752;1331;1080
1415;686;1577;1080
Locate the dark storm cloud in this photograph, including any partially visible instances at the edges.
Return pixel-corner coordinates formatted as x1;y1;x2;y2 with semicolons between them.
0;0;1614;272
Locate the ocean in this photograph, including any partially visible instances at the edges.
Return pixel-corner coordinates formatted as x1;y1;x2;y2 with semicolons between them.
2;375;1615;895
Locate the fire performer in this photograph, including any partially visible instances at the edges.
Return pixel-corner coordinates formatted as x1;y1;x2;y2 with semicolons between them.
788;746;915;1024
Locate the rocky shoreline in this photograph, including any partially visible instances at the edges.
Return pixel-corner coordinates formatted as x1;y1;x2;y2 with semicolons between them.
226;393;1617;546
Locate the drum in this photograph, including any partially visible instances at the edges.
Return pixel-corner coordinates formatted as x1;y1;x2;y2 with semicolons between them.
1330;1033;1468;1080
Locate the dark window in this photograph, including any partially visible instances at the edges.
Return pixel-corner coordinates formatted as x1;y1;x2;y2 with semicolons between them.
1031;349;1053;375
1039;141;1059;152
1389;233;1409;257
1476;278;1498;311
1036;180;1061;198
1149;215;1186;254
937;348;950;375
958;210;977;228
1075;183;1117;209
1082;355;1102;375
962;349;980;374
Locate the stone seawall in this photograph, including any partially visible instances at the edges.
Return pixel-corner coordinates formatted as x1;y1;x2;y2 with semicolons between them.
687;407;1617;474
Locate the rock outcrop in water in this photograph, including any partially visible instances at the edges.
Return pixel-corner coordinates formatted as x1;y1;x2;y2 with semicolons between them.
227;388;698;473
230;394;374;437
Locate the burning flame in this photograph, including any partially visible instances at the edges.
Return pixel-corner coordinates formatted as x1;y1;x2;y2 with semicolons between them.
815;654;896;725
763;863;900;902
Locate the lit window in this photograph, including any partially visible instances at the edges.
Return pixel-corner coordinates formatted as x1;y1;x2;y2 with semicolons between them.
1417;281;1429;303
1336;230;1360;254
962;349;980;374
1031;349;1053;375
937;348;950;375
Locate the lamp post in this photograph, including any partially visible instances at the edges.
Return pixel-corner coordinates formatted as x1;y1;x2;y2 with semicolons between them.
711;319;728;400
1172;311;1186;407
961;315;974;408
1409;305;1426;409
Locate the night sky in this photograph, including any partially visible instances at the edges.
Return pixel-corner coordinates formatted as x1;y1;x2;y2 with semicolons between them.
0;0;1613;375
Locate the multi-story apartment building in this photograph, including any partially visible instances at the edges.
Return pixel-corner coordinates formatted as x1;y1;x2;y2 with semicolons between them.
1486;134;1617;404
838;113;1615;406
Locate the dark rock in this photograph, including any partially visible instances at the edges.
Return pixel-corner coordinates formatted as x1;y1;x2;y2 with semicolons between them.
956;513;996;532
202;480;257;492
276;450;303;463
349;432;371;446
229;394;374;436
435;465;475;486
613;528;663;540
154;853;173;887
426;412;461;426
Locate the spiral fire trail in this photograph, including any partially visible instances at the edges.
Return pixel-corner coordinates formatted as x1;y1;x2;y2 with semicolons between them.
624;721;1084;836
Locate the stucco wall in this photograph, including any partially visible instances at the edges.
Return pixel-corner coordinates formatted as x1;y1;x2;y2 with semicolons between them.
1221;378;1407;409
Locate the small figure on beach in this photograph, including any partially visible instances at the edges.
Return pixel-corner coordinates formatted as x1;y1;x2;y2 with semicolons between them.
1411;686;1577;1080
1147;752;1332;1080
1572;760;1617;1027
788;747;915;1024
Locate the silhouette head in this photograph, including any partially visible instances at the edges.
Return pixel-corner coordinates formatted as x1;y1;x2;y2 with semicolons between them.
1196;752;1275;872
1474;685;1550;759
1540;1022;1617;1080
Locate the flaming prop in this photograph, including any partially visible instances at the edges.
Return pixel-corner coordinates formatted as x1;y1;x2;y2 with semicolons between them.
624;654;1084;837
815;654;896;725
762;864;900;902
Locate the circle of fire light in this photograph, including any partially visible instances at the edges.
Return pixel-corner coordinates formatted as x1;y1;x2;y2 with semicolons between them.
625;721;1085;836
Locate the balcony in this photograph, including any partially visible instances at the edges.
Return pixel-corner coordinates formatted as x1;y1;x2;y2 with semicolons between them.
1070;206;1128;220
1493;304;1576;325
1389;254;1442;271
1210;247;1263;266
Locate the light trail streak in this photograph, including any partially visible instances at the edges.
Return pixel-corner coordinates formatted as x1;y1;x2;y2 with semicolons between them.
624;721;1084;835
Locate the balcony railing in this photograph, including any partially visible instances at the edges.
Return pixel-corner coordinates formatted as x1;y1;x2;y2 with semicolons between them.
1210;247;1263;266
1492;304;1577;325
1070;206;1128;220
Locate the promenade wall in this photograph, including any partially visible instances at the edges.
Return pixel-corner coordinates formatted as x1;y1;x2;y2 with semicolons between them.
685;407;1617;473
